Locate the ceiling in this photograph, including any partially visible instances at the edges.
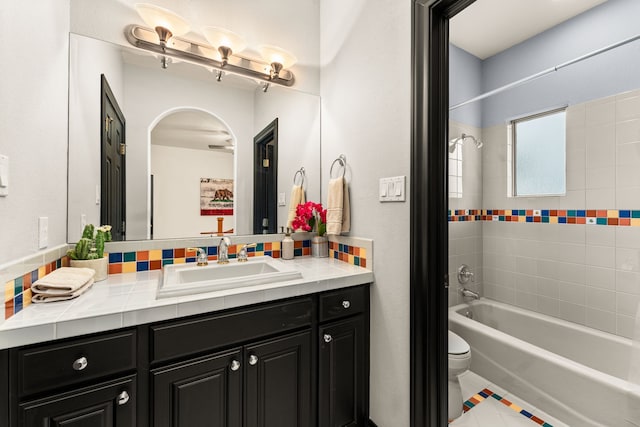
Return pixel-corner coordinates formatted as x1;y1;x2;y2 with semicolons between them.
151;110;234;152
450;0;608;60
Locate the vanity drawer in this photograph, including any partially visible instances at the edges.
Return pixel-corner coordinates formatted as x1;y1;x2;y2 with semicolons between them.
319;285;367;323
17;330;137;397
150;298;313;364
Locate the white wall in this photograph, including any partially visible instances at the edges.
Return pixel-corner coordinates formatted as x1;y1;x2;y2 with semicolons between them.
68;34;125;241
320;0;411;424
254;86;321;231
0;1;70;265
123;62;254;239
151;145;234;238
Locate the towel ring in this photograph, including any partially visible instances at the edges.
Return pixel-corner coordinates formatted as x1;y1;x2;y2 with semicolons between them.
293;167;305;186
330;154;346;179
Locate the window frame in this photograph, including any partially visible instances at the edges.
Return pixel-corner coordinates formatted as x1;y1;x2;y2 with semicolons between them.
511;107;567;197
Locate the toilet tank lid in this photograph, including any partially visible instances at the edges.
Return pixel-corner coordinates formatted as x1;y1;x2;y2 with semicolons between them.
448;330;470;354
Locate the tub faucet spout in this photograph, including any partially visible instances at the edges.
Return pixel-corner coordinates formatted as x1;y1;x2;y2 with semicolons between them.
460;288;479;300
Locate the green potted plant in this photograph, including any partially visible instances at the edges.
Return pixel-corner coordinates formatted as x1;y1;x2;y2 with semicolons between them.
67;224;112;281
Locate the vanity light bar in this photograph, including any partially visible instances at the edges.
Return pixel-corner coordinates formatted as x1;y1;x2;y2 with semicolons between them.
124;25;295;87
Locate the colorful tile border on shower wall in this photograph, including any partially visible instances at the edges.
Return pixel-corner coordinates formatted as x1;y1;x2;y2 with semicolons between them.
449;209;640;226
457;388;554;426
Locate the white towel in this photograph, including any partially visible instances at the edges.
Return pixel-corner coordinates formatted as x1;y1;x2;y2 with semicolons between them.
326;177;344;235
341;181;350;233
32;267;95;295
286;184;306;228
31;278;95;303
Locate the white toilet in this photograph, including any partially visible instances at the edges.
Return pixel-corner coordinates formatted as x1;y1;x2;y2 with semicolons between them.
448;330;471;420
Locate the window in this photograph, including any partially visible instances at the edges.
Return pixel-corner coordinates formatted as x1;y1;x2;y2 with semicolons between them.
512;108;566;196
448;143;463;198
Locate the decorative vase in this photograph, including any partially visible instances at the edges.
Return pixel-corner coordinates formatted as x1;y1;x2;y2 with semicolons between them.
70;256;109;282
311;235;328;258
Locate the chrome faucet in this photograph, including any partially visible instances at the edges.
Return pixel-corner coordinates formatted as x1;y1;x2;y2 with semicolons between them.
187;247;208;266
218;237;231;264
237;243;257;262
460;288;480;300
457;264;474;284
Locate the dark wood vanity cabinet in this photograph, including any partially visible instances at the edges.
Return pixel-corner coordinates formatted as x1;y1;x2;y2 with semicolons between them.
1;284;370;427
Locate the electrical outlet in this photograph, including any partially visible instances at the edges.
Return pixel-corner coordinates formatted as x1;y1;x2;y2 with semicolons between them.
38;217;48;249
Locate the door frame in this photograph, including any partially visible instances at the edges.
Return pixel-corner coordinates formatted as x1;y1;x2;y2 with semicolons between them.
410;1;476;426
253;118;279;234
100;74;126;240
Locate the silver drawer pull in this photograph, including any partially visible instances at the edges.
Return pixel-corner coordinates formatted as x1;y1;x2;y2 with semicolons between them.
249;355;259;366
230;360;241;371
72;356;88;371
324;334;333;343
342;300;351;309
117;391;130;406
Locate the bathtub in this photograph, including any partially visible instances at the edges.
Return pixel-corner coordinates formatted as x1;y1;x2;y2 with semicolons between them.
449;299;640;427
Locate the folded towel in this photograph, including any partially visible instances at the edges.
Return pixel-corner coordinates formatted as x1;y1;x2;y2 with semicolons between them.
31;278;95;303
342;181;350;233
32;267;95;295
287;184;306;228
326;177;344;235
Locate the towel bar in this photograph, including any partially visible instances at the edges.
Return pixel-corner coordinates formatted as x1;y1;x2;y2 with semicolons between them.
330;154;346;179
293;167;306;186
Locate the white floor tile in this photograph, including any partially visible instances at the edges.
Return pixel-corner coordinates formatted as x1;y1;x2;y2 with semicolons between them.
450;370;570;427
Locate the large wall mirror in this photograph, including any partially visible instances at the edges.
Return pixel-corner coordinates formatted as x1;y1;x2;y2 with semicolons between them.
68;32;320;242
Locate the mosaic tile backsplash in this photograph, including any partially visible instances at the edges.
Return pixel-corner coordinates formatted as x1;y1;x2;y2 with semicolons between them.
449;209;640;226
4;237;370;321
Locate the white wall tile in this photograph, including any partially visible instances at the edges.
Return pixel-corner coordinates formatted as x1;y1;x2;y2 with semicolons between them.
558;301;586;325
586;226;615;247
616;270;640;295
585;167;615;190
585;266;615;290
616;314;636;339
537;295;559;317
616;292;640;317
586;287;616;312
585;97;616;126
558;281;586;305
585;124;615;169
585;245;616;268
616;248;640;272
585;307;617;334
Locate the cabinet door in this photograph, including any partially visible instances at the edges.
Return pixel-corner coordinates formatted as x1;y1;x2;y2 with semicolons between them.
151;348;242;427
244;330;311;427
319;316;366;427
19;375;135;427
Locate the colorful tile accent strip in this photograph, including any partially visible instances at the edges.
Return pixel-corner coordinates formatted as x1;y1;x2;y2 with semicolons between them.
329;241;367;268
449;209;640;227
4;257;68;321
454;388;554;426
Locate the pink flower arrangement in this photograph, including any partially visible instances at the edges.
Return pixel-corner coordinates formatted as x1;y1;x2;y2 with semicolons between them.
292;201;327;236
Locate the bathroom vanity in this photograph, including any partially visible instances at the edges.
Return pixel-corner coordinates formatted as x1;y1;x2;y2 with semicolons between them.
0;257;372;427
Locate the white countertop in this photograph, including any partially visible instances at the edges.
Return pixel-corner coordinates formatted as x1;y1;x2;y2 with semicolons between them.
0;257;373;350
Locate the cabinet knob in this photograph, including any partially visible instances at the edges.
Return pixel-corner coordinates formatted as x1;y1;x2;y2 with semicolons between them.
72;356;88;371
117;391;130;406
230;360;241;371
342;300;351;309
248;354;259;366
323;334;333;343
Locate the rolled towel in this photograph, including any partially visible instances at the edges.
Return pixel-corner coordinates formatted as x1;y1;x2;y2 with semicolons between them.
326;177;344;235
31;267;95;295
287;184;306;228
31;278;95;303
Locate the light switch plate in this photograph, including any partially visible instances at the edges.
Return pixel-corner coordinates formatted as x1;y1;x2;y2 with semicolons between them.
38;217;48;249
278;192;286;206
379;176;406;202
0;155;8;197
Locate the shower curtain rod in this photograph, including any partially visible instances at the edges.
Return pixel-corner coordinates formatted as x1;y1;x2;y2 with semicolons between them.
449;33;640;111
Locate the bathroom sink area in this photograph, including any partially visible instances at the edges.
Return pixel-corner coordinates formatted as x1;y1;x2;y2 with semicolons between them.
157;256;303;298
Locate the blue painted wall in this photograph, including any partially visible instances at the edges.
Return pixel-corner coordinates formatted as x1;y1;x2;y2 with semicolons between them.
450;0;640;128
449;44;483;127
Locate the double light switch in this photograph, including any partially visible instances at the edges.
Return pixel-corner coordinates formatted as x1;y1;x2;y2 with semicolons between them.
0;155;8;197
379;176;406;202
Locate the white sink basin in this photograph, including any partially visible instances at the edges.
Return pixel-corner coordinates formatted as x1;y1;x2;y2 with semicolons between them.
157;256;303;298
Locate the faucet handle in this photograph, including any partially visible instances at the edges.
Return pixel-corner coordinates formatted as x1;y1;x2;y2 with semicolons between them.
238;243;257;262
457;264;474;284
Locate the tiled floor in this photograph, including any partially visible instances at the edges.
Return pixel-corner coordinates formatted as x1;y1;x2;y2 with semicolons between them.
449;371;570;427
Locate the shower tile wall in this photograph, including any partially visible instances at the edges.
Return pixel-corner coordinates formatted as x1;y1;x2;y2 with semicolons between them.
480;89;640;338
449;120;483;306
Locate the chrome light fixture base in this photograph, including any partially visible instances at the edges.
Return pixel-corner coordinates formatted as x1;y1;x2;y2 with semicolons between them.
125;25;295;87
